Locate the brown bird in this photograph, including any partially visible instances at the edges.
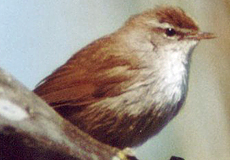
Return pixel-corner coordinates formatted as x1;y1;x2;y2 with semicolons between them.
34;6;215;149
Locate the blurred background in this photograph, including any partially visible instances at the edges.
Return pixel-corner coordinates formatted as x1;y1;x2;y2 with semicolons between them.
0;0;229;159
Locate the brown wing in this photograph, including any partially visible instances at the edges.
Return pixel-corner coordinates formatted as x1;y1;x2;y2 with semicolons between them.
34;36;141;108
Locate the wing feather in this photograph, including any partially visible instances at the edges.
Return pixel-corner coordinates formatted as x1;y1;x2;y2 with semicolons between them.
34;36;141;108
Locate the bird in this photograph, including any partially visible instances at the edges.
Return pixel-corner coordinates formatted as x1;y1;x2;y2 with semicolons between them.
34;6;215;149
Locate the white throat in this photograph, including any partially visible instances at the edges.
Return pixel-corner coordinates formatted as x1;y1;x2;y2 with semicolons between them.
155;50;188;104
149;40;198;104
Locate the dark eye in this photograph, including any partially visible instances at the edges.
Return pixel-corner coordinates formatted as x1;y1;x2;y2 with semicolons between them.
165;28;176;37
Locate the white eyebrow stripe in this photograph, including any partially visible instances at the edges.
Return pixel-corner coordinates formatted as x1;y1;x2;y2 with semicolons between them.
148;20;195;34
147;20;173;29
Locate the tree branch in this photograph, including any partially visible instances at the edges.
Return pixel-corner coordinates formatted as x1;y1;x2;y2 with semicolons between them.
0;68;138;160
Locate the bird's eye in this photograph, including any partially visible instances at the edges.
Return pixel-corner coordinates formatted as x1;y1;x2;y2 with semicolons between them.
165;28;176;37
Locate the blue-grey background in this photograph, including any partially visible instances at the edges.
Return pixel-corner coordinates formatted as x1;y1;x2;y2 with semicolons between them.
1;1;229;159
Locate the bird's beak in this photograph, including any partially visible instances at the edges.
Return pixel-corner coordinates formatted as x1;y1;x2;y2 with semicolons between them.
186;32;216;40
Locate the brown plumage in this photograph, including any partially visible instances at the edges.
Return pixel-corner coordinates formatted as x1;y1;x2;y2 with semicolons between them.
34;36;141;106
34;6;214;149
155;6;199;30
126;6;199;31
